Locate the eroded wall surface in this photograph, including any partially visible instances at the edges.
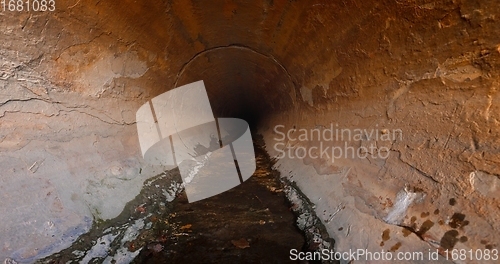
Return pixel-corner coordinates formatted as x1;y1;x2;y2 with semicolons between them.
0;0;499;262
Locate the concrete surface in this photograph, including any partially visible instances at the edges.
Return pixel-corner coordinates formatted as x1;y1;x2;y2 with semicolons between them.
1;0;499;263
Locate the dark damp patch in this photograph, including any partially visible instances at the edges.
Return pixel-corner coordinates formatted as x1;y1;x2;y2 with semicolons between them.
459;236;468;243
438;219;445;225
486;244;494;250
449;213;469;229
434;209;440;215
449;198;457;206
380;241;385;246
389;242;402;252
409;216;418;230
420;212;430;218
416;220;434;236
382;229;390;241
338;227;343;231
402;227;412;237
441;230;460;250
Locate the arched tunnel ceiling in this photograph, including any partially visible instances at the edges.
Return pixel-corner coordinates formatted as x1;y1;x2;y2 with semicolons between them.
0;0;499;262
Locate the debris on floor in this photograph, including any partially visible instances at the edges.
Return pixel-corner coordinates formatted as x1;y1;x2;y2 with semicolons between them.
37;135;336;263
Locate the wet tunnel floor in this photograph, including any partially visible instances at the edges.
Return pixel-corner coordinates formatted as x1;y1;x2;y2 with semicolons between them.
132;137;305;263
39;136;323;264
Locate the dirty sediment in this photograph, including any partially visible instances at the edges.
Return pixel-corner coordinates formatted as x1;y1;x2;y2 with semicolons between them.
37;135;335;263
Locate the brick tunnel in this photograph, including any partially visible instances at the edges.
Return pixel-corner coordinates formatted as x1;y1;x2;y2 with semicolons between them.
1;0;499;263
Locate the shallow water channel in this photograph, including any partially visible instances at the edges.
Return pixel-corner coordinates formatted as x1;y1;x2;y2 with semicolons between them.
37;136;334;264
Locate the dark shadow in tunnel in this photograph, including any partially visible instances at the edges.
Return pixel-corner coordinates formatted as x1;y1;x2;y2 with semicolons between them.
173;45;296;131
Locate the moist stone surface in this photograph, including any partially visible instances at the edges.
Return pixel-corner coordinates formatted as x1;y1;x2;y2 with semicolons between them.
37;137;317;263
0;0;499;263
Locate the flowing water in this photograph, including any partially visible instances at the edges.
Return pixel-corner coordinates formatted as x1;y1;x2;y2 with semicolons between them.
36;136;334;264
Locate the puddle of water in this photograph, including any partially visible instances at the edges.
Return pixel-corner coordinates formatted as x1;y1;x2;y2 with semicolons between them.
36;136;335;263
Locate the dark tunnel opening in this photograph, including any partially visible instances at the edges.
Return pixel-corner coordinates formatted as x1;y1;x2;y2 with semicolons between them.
174;45;296;130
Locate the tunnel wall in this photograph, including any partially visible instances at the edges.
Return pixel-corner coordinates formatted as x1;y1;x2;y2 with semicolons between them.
0;0;499;262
